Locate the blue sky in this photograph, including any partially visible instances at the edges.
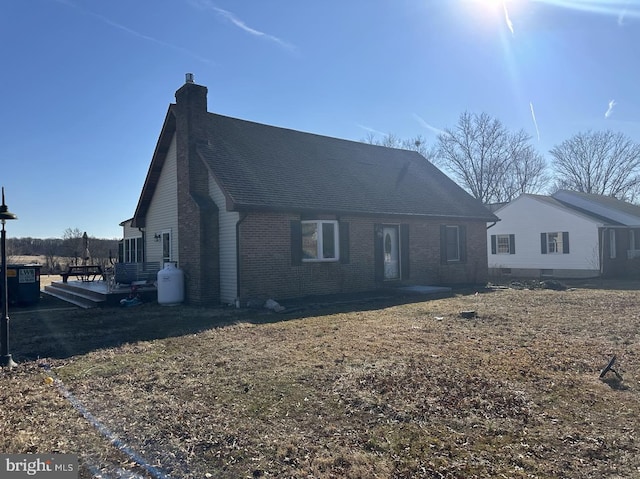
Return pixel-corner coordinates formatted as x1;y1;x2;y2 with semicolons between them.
2;0;640;238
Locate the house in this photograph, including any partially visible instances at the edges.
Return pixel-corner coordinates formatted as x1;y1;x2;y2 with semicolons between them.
488;190;640;279
122;75;498;305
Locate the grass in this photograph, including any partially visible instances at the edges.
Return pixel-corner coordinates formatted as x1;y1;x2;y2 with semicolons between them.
1;281;640;478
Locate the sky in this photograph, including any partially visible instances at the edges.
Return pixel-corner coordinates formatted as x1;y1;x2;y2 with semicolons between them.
2;0;640;239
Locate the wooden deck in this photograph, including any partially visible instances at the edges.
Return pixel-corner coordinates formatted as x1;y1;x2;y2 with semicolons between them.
43;279;157;309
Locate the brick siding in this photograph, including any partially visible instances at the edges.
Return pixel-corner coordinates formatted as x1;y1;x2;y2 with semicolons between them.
238;213;488;302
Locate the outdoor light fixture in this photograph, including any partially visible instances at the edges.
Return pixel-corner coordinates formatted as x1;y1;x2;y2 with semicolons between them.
154;233;161;242
0;187;18;368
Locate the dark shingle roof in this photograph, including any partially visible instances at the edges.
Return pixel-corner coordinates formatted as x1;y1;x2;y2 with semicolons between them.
197;112;496;220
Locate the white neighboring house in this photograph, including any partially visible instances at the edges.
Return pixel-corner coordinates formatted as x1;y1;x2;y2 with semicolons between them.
488;190;640;279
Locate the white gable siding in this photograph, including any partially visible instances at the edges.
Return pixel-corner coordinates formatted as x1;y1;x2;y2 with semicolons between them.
145;134;179;266
121;219;138;240
488;195;601;273
209;173;239;304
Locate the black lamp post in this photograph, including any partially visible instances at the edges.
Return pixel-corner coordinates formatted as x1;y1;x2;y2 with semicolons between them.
0;187;18;368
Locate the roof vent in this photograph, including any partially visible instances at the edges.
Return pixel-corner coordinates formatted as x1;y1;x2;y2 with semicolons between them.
185;73;194;83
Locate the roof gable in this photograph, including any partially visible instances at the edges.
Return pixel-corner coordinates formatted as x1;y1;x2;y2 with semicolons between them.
131;106;176;227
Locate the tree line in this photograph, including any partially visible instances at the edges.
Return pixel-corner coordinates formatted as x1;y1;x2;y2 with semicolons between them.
6;228;120;274
365;111;640;205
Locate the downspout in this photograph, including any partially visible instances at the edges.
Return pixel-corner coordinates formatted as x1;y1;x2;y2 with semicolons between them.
600;227;606;277
487;221;498;230
235;213;248;307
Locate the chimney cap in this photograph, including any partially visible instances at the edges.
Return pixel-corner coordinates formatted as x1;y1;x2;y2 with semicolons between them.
185;73;195;83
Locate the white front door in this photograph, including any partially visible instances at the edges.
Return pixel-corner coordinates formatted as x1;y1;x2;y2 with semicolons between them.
383;226;400;280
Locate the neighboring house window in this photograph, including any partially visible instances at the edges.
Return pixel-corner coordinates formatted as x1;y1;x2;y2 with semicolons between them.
301;220;339;261
540;232;570;254
609;229;617;259
440;225;467;263
490;234;516;255
162;231;172;263
124;237;142;263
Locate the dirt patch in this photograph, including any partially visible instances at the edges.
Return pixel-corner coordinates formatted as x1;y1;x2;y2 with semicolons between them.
1;281;639;478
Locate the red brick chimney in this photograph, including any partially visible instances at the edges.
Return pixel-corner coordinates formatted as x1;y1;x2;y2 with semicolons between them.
174;74;220;305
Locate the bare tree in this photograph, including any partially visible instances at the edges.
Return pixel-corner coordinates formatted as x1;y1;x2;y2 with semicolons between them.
436;112;547;204
62;227;84;266
549;130;640;202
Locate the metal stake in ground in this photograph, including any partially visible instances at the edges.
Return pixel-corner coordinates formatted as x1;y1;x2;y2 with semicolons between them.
0;187;18;368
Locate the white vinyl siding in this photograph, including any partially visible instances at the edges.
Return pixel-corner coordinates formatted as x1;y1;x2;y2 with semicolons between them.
488;195;601;272
146;134;179;266
209;172;239;304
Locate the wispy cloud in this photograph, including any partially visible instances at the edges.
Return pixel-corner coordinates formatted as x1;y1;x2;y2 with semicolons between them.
188;0;297;52
618;8;628;25
356;124;388;137
54;0;211;63
529;102;541;142
412;114;446;136
503;2;515;34
535;0;640;24
605;99;617;118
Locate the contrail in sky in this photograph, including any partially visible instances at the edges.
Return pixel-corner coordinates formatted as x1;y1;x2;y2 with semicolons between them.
605;99;617;118
188;0;297;52
529;102;541;142
357;124;387;138
412;113;446;136
54;0;211;63
503;2;515;34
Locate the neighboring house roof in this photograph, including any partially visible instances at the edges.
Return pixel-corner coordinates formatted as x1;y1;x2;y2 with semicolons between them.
496;192;640;227
553;190;640;226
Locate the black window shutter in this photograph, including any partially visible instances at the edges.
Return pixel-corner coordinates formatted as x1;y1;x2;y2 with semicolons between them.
562;232;570;254
339;222;350;264
509;234;516;254
118;240;124;263
440;225;447;264
401;224;410;280
290;220;302;265
459;225;467;263
491;235;497;255
540;233;547;254
374;224;384;282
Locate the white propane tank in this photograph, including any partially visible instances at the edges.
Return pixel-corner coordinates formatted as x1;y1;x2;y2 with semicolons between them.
157;262;185;305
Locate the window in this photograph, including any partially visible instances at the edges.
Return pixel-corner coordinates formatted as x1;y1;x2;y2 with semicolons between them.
124;237;142;263
162;231;172;263
491;234;515;255
446;226;460;261
609;229;616;259
541;232;569;254
441;225;466;263
301;220;339;261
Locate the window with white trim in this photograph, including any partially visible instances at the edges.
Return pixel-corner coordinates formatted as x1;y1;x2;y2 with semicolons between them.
547;232;562;254
124;237;142;263
301;220;339;261
541;232;569;254
162;231;172;263
445;225;460;262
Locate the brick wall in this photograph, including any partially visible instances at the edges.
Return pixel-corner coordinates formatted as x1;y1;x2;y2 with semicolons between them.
238;213;489;301
174;81;220;305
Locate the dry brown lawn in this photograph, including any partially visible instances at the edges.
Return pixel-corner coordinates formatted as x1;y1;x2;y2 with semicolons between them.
1;280;639;478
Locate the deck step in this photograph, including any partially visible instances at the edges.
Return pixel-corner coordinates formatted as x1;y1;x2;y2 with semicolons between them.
43;284;105;309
